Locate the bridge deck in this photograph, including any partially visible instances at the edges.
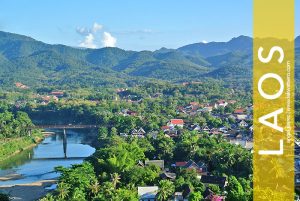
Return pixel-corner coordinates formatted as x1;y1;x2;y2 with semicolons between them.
31;157;87;160
33;125;98;129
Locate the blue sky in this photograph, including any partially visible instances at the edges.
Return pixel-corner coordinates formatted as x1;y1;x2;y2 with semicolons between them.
0;0;299;50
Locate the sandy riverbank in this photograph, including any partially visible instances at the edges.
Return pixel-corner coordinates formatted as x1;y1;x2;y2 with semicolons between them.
0;179;57;201
0;173;23;181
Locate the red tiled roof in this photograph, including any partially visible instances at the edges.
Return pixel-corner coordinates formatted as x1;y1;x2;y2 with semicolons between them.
234;109;245;114
161;126;170;130
170;119;184;125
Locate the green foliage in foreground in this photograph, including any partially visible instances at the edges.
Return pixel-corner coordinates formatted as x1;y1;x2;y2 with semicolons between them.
0;107;42;160
40;133;252;201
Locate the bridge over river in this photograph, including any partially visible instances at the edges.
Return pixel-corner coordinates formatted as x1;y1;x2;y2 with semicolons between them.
33;124;99;129
28;124;99;158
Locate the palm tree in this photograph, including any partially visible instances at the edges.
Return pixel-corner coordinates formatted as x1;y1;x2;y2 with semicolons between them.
110;173;121;189
156;180;175;201
57;182;70;200
89;179;100;197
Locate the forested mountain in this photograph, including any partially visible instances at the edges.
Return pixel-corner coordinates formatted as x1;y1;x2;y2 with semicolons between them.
0;31;299;89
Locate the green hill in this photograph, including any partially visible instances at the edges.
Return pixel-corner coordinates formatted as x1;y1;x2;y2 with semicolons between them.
0;31;299;89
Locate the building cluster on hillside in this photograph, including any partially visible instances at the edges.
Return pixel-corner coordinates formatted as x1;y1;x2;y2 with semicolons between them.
137;159;226;201
37;91;64;105
118;99;253;150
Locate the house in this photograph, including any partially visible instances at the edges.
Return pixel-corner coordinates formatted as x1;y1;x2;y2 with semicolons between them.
214;100;228;109
189;102;201;111
15;82;29;89
161;125;171;132
131;128;146;137
50;91;64;97
166;129;179;138
190;102;199;107
121;109;138;116
218;127;228;133
161;126;179;137
168;119;184;128
175;160;207;174
238;120;248;128
202;126;210;132
145;160;164;170
188;124;201;131
236;114;247;120
202;188;225;200
234;108;245;114
160;172;176;180
120;133;129;137
137;160;145;167
200;175;228;188
205;194;225;201
138;186;158;201
202;106;213;112
229;139;253;150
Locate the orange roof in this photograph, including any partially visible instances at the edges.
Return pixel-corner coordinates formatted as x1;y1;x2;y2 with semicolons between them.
161;126;171;130
170;119;184;125
190;102;199;106
234;109;245;114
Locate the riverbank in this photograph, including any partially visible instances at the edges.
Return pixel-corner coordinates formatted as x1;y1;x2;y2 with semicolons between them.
0;133;44;162
0;179;57;201
0;173;23;181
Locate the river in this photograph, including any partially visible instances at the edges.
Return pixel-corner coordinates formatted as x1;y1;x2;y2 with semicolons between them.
0;129;96;186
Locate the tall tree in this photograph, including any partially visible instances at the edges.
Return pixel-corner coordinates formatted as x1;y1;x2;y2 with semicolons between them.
157;180;175;201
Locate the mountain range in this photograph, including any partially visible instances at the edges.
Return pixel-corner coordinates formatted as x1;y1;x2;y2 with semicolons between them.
0;31;299;89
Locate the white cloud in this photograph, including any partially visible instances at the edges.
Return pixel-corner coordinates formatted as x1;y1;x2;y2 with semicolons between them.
76;27;89;36
202;40;208;44
77;22;103;36
92;23;103;33
76;22;117;48
102;32;117;47
79;33;97;49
